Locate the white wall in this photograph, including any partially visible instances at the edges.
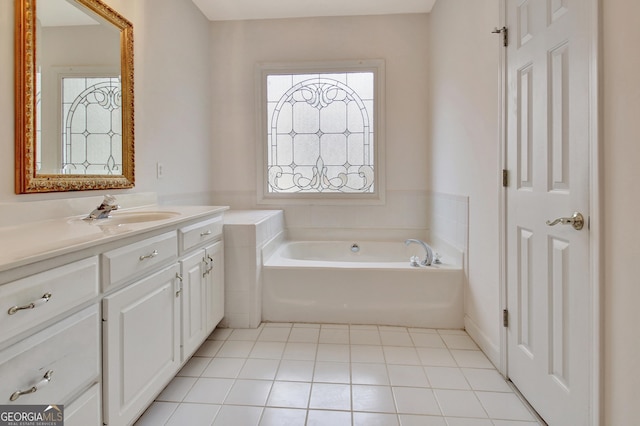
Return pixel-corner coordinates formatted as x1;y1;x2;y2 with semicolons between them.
209;15;431;237
427;0;501;362
0;0;213;205
602;1;640;423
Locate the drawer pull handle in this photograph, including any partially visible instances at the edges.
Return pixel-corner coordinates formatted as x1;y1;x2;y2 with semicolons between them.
139;250;159;261
10;370;53;401
175;273;183;297
8;293;52;315
200;230;212;237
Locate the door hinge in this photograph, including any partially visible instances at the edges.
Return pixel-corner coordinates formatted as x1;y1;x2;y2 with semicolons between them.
502;169;509;187
503;309;509;327
492;26;509;47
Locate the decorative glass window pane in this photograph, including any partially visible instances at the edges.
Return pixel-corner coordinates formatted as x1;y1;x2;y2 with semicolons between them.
61;77;122;174
266;72;375;194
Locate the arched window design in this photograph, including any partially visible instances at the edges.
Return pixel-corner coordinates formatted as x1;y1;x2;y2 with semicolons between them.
266;72;375;194
62;77;122;174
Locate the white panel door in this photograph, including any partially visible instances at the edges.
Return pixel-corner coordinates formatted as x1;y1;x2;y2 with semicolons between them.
505;0;593;424
102;264;181;426
180;250;207;361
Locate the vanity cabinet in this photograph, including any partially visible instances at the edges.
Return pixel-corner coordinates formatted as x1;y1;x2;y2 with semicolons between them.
102;264;181;426
0;206;227;426
179;240;225;361
0;257;101;424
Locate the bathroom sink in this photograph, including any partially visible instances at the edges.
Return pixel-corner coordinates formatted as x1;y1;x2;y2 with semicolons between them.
89;211;181;225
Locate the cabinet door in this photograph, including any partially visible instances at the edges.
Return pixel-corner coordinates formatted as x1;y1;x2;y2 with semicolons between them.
179;250;207;361
102;264;180;426
204;241;224;334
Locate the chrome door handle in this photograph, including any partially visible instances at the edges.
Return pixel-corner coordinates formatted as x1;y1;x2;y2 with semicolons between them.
546;212;585;230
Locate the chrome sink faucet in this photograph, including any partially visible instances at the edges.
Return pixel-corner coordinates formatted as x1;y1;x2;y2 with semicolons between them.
86;195;120;220
405;239;435;266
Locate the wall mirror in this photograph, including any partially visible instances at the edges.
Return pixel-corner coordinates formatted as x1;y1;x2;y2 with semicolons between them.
15;0;134;193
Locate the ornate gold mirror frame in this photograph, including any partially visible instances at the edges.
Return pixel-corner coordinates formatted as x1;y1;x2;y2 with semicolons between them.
15;0;134;193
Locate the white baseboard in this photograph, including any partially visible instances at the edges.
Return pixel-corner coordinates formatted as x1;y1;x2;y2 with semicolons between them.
465;314;501;369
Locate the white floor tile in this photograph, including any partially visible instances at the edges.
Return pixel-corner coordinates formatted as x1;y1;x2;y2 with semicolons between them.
238;358;281;380
145;323;545;426
433;389;487;418
425;366;471;390
353;411;400;426
383;346;422;365
306;410;352;426
393;387;441;415
316;343;351;362
351;362;390;385
461;368;512;392
283;342;317;360
475;392;536;421
451;350;494;369
380;330;414;346
250;341;286;359
224;379;273;406
156;377;197;402
309;383;351;410
444;417;494;426
441;334;479;350
209;328;232;340
319;328;350;344
351;345;386;363
352;384;396;413
266;381;311;409
176;356;211;377
194;340;224;357
388;364;430;387
276;359;315;382
216;340;255;358
288;327;320;342
313;361;351;384
212;405;263;426
258;327;291;342
134;402;178;426
259;407;307;426
165;403;220;426
417;347;457;367
492;420;542;426
201;357;245;378
183;377;234;404
350;329;382;345
398;414;447;426
229;327;263;341
409;333;447;348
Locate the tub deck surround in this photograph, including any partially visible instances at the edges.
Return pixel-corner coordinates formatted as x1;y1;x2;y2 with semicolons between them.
222;210;285;329
0;205;229;273
262;240;464;329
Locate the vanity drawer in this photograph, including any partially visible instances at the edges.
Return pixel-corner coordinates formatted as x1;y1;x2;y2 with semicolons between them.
65;383;101;426
0;256;99;344
102;231;177;291
178;215;223;254
0;305;100;405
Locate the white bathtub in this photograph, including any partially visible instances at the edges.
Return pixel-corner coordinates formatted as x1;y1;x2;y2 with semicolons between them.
262;241;464;328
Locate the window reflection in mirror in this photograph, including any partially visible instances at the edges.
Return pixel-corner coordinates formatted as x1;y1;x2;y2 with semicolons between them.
36;0;121;175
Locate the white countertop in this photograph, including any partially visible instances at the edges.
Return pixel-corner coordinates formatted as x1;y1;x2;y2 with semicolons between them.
0;205;228;273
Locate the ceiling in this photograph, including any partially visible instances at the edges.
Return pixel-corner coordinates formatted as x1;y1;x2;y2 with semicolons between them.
38;0;99;27
191;0;437;21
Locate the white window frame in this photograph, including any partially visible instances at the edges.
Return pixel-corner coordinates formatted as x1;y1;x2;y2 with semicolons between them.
256;60;386;205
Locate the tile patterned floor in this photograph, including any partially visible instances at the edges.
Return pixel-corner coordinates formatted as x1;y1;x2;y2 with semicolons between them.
135;323;543;426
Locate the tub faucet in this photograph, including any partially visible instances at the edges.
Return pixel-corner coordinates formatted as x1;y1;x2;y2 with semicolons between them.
405;239;434;266
86;195;119;220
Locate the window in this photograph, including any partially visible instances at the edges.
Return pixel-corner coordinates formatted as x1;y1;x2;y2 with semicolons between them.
258;61;385;203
